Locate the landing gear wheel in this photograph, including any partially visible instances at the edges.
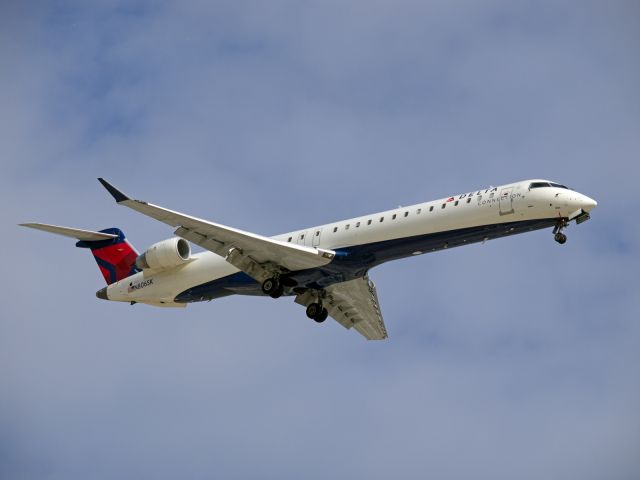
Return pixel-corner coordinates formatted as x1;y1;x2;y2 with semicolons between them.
306;302;321;319
306;303;328;323
554;233;567;245
270;284;285;299
261;277;281;296
315;308;329;323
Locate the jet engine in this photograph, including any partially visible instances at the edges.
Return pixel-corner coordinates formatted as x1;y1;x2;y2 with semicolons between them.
135;237;191;270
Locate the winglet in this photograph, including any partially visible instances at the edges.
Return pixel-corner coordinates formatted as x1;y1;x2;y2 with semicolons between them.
98;178;129;203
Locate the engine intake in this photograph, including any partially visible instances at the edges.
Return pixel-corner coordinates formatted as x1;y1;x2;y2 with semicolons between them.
135;238;191;270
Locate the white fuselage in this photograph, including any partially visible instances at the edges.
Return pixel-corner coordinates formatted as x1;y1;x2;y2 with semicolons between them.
104;179;596;306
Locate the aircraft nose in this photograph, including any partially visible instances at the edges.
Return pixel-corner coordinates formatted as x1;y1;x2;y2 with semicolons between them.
562;192;597;213
581;195;598;212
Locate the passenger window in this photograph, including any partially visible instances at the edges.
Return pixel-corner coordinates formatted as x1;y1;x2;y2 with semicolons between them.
356;222;360;228
404;211;409;217
454;201;459;206
288;237;292;242
345;224;350;230
380;217;384;222
429;206;434;212
417;208;421;214
333;227;338;233
467;198;471;204
315;231;320;236
300;234;305;240
392;214;397;220
367;219;372;225
441;204;446;209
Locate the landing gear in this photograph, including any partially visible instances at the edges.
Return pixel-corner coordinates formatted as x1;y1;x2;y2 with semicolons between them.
306;302;328;323
262;277;284;298
271;284;284;298
554;232;567;244
316;308;329;323
553;219;568;245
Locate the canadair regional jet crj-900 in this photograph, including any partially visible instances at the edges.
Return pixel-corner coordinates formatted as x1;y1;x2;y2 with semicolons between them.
21;179;597;340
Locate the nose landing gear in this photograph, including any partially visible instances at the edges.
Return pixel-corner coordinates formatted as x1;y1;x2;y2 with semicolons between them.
554;232;567;244
553;219;568;245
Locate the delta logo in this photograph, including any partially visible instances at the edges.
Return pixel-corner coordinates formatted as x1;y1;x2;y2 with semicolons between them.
455;187;499;199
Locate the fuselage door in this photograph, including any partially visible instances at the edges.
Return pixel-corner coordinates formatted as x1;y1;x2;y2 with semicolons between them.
312;228;322;247
499;188;514;215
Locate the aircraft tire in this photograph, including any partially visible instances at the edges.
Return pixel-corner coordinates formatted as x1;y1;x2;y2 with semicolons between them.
315;308;329;323
306;302;322;320
269;285;284;299
262;277;281;296
554;233;567;245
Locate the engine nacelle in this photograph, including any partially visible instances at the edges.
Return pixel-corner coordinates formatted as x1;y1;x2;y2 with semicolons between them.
135;238;191;270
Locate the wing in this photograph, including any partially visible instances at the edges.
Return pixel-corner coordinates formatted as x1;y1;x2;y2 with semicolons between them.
97;179;335;282
322;275;389;340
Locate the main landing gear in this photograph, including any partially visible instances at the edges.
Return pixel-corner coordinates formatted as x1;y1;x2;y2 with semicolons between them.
263;279;329;324
553;219;568;245
261;277;284;298
306;302;329;323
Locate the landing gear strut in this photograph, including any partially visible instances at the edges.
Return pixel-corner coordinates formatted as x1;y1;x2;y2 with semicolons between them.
262;277;284;298
553;219;568;245
306;302;328;323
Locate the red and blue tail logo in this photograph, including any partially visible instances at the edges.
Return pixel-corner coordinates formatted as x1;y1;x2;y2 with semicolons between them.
76;228;140;285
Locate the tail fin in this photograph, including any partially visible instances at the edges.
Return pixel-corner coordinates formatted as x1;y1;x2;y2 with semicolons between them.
76;228;139;284
20;223;139;285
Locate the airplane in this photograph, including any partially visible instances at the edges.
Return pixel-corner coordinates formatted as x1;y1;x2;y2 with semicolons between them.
20;178;597;340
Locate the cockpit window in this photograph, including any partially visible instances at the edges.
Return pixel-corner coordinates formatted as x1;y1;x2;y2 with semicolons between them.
529;182;551;189
529;182;570;190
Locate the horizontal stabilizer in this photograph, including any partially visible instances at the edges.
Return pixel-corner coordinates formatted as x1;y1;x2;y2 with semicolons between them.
19;223;119;241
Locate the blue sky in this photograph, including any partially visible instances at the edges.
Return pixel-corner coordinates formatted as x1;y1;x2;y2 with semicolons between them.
2;1;639;479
